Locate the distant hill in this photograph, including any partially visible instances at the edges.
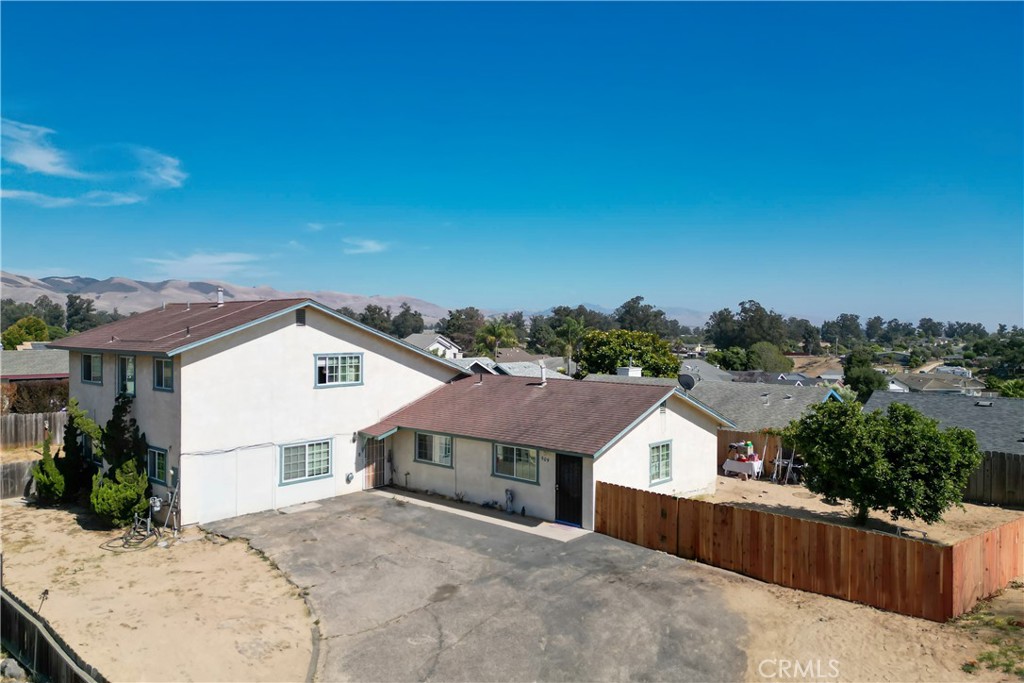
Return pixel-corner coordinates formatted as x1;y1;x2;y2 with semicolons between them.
0;271;452;324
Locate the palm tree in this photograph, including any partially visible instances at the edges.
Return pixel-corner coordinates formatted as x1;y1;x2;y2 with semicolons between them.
476;320;519;360
555;317;586;375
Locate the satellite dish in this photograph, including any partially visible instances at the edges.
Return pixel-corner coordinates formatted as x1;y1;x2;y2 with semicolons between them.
678;374;697;391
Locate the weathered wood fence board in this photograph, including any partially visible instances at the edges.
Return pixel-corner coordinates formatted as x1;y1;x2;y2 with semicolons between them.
1;460;38;499
596;482;1022;623
0;586;107;683
965;451;1024;507
1;412;67;449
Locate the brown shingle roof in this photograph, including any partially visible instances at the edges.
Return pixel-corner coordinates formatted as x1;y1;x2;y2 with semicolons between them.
48;299;307;355
361;375;692;456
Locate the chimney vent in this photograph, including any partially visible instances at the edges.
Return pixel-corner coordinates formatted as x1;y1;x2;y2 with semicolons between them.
217;287;224;306
539;362;547;386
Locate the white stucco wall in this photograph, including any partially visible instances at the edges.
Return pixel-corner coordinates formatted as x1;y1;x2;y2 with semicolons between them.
66;350;182;499
390;430;596;528
177;306;461;524
593;395;719;499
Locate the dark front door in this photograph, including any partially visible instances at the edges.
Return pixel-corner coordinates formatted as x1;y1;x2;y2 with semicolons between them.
555;453;583;527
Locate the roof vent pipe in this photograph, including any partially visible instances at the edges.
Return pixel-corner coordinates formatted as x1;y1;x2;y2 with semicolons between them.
540;362;547;387
217;287;224;307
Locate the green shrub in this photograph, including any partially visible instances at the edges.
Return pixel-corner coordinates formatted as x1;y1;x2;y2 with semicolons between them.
89;459;149;527
31;435;65;504
56;415;94;501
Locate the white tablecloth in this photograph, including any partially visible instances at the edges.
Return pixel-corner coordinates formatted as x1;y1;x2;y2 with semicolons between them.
723;459;763;478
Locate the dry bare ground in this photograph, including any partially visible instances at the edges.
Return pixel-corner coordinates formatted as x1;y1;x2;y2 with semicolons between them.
0;445;43;464
0;500;312;682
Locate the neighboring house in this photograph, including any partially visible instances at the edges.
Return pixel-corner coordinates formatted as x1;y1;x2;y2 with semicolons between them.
494;348;549;364
817;370;844;384
678;358;734;383
686;382;843;432
452;356;499;375
403;333;463;360
50;299;469;525
730;371;821;387
864;393;1024;455
934;365;973;379
892;373;986;396
361;374;734;529
493;362;573;380
0;348;70;383
887;377;912;393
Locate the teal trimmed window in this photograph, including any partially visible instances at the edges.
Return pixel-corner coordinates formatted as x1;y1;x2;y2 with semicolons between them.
493;444;538;483
82;353;103;384
147;447;167;484
280;440;332;484
649;441;671;485
415;433;453;467
315;353;362;387
117;355;136;396
154;358;174;391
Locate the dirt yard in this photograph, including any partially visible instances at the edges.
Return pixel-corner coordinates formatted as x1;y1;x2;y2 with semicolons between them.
0;500;312;682
708;474;1024;545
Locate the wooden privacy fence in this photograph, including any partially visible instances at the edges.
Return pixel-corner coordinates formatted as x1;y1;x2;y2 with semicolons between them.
965;451;1024;508
0;412;67;449
0;585;107;683
716;429;782;470
595;482;1024;622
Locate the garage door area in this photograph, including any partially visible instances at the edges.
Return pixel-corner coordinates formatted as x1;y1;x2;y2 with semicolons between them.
208;491;747;682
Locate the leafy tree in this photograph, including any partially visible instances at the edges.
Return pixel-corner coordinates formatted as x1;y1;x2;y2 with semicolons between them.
704;307;741;349
10;380;68;413
527;315;560;355
842;348;888;402
437;307;485;353
576;329;680;378
821;313;864;347
475;320;518;359
944;321;988;341
65;294;99;332
917;317;944;338
2;315;49;349
390;302;424;338
745;341;794;373
784;401;982;526
33;296;66;328
56;407;95;500
555;316;586;372
986;377;1024;398
1;299;35;331
614;296;669;336
358;304;392;333
865;316;885;342
90;460;150;527
500;311;529;345
335;305;358;319
706;346;747;371
31;433;65;504
736;300;787;348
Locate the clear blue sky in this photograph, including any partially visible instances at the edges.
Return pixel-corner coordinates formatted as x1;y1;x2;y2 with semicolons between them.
2;2;1021;327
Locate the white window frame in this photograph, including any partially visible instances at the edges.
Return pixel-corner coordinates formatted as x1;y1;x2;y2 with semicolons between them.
314;353;363;387
493;443;539;484
154;358;174;392
147;447;167;484
650;440;672;485
280;440;332;484
82;353;103;385
117;355;136;396
415;432;453;468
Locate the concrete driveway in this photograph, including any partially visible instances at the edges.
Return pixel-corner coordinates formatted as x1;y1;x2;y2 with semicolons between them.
209;490;746;682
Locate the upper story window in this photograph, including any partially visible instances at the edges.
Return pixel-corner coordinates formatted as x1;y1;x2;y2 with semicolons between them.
415;432;453;467
315;353;362;387
493;444;538;484
650;441;672;485
82;353;103;385
154;358;174;392
117;355;136;396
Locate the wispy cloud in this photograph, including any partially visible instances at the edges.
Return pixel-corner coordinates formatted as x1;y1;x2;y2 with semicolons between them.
343;238;388;255
0;118;91;178
1;189;144;207
0;119;185;208
306;221;344;232
135;147;187;188
306;222;325;232
141;251;262;279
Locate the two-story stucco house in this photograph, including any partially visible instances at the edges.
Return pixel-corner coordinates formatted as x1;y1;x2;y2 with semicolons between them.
51;298;733;529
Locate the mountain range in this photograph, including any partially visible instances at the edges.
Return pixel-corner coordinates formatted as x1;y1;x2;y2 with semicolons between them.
0;271;711;328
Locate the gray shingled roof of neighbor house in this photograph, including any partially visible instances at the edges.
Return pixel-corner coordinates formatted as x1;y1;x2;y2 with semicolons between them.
360;374;732;457
582;374;680;388
863;392;1024;455
0;349;70;379
677;358;735;382
403;332;460;351
685;381;840;431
